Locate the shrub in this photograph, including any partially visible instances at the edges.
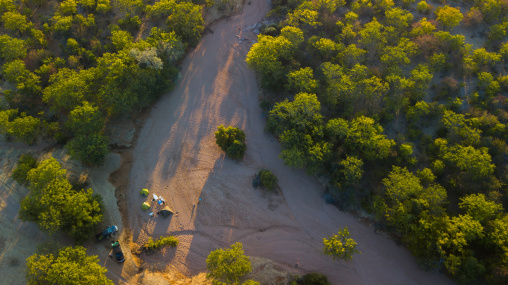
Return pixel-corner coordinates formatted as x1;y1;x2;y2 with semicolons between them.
300;273;331;285
258;169;278;190
227;139;247;159
416;1;429;14
144;236;179;250
11;154;38;186
215;125;247;159
323;227;360;261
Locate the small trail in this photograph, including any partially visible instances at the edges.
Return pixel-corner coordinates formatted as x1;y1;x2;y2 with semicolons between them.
124;0;455;284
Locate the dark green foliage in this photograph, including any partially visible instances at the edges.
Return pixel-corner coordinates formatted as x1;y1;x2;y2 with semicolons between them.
66;101;105;136
257;169;278;190
299;273;331;285
227;139;247;159
166;2;204;46
26;246;113;285
11;154;38;186
66;133;109;166
19;158;103;243
215;125;247;159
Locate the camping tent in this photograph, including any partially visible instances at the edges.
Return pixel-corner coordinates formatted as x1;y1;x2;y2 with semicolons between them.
141;202;150;210
160;206;173;218
140;188;149;196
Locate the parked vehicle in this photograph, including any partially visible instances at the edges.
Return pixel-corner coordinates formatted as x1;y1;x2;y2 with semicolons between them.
96;225;118;241
111;241;125;263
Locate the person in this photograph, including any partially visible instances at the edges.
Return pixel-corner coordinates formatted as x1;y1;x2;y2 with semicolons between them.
109;252;113;258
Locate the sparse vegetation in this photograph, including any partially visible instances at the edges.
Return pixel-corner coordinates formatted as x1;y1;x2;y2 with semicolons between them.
143;236;179;250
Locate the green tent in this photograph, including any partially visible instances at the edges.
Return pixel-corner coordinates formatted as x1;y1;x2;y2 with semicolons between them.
160;206;174;218
141;202;150;210
140;188;149;196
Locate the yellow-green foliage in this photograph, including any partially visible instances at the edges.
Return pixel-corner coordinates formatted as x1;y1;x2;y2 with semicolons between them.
144;236;179;250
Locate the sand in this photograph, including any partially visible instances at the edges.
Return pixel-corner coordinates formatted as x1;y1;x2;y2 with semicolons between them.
124;0;456;284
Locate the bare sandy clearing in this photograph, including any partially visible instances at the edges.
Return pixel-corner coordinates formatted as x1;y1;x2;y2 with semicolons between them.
125;0;456;284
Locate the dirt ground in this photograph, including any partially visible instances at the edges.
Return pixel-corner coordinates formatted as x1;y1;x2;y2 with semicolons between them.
122;0;456;284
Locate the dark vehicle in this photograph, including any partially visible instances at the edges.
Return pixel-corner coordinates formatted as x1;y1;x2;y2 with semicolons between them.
112;241;125;263
96;225;118;241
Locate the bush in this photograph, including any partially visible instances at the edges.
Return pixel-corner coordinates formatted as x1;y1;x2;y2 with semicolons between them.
144;236;179;250
11;154;38;186
300;273;331;285
66;133;109;165
257;169;278;190
227;139;246;159
215;125;247;159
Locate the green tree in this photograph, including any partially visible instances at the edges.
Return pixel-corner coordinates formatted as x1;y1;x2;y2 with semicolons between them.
111;30;133;51
7;114;41;145
11;154;38;186
20;158;103;241
472;48;501;69
257;169;278;190
58;0;77;15
286;67;318;93
166;2;204;46
96;0;111;13
146;0;175;18
215;125;247;159
2;59;41;96
1;11;33;34
441;110;481;146
26;246;113;285
459;194;502;223
345;116;394;160
442;144;495;181
358;18;387;55
280;26;304;48
338;156;363;186
66;133;109;165
385;8;413;30
246;35;292;89
147;28;185;65
377;167;447;232
435;6;463;30
0;34;27;61
267;93;323;136
42;68;91;112
310;37;338;60
323;227;360;261
66;101;106;136
206;242;252;285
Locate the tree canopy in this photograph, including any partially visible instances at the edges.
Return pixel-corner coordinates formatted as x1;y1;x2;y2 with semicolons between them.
26;246;113;285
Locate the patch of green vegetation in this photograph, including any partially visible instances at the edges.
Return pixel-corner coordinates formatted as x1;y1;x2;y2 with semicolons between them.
143;236;179;250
